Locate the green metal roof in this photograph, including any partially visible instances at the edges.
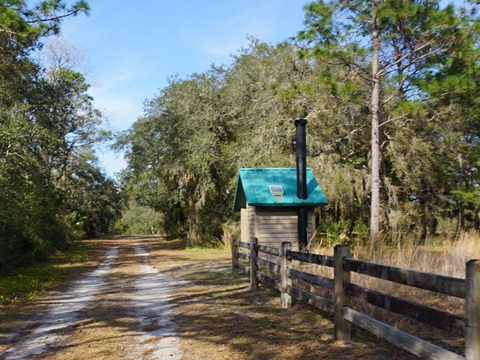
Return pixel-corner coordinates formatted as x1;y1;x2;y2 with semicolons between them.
233;168;328;212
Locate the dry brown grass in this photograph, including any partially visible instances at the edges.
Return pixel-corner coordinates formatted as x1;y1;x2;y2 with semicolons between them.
302;232;480;356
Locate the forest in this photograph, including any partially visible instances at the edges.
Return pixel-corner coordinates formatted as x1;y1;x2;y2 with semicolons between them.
2;0;480;273
0;1;121;273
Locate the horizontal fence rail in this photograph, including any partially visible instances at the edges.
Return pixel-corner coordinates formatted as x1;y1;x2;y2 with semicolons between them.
231;236;480;360
287;268;334;290
288;251;334;267
343;282;465;331
343;307;465;360
344;258;466;298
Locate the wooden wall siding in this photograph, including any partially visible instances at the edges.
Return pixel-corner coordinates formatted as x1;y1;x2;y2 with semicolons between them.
258;207;298;249
248;205;256;241
241;204;316;253
257;207;314;251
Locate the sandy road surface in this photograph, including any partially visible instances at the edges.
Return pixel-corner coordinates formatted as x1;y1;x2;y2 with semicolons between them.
1;238;183;360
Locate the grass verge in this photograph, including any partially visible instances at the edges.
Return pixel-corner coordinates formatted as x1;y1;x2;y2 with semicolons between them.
0;241;100;305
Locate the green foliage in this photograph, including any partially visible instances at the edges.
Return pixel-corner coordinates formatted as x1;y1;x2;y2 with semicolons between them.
0;246;87;304
117;2;480;247
117;40;319;245
296;0;480;244
0;1;122;273
0;267;66;305
116;202;165;235
0;0;90;40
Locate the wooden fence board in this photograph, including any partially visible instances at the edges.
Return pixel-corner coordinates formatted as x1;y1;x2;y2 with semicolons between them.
287;285;334;314
236;240;250;249
344;282;466;331
257;257;281;273
344;258;465;298
257;245;281;257
288;268;334;290
250;237;259;290
281;242;292;308
237;263;250;274
466;260;480;359
334;245;351;340
257;271;280;290
288;251;335;267
237;252;249;261
343;307;465;360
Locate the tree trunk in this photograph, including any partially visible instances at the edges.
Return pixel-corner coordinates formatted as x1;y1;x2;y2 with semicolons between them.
459;201;465;231
370;8;381;248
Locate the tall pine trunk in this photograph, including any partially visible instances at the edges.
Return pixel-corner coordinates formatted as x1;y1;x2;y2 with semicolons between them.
370;6;381;248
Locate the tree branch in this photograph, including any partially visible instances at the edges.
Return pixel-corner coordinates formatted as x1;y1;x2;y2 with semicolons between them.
379;113;409;128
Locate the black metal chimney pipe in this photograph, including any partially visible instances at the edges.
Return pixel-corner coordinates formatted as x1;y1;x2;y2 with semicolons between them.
295;118;307;199
295;118;308;251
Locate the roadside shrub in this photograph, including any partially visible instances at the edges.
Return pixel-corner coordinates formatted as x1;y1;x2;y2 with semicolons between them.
117;202;165;235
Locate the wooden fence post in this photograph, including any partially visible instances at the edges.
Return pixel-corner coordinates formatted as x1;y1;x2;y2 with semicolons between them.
250;237;258;290
334;244;351;341
466;259;480;360
281;242;292;308
231;235;238;275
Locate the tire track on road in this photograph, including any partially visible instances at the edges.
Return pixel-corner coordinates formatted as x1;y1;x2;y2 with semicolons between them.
3;246;119;360
129;245;183;360
2;240;186;360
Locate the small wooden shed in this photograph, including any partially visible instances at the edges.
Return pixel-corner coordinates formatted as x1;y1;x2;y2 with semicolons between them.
232;168;328;251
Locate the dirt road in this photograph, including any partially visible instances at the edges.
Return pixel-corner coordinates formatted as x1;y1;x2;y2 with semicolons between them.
0;237;415;359
1;238;185;359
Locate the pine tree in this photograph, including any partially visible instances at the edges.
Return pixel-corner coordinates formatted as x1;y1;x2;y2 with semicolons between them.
296;0;478;247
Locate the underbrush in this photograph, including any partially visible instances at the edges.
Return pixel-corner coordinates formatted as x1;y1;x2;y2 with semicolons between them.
0;245;90;305
0;266;71;305
350;231;480;278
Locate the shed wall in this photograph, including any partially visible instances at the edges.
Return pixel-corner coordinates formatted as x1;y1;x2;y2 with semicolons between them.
257;207;299;250
248;204;256;240
239;205;317;252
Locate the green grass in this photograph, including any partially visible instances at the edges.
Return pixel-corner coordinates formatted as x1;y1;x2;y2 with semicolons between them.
0;246;89;305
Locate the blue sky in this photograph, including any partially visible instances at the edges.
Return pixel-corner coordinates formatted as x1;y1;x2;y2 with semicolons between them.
59;1;309;178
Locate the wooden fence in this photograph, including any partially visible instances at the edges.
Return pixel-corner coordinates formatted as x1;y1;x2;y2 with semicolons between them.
231;236;480;360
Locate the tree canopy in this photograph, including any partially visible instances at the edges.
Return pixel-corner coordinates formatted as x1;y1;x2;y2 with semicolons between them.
0;1;121;274
119;1;480;247
296;0;480;246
